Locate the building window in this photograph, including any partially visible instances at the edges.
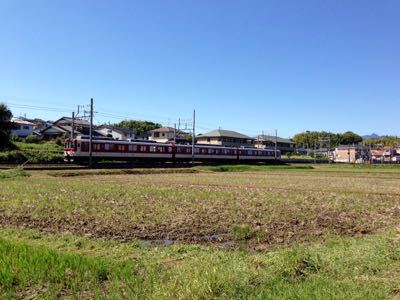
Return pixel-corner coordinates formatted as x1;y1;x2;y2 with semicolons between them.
154;133;159;137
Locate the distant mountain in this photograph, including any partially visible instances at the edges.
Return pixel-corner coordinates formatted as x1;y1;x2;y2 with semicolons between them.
362;133;381;139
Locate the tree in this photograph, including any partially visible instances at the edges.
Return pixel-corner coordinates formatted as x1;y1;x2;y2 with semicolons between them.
0;103;14;149
293;130;363;148
115;120;162;137
293;131;341;148
363;136;400;147
340;131;363;145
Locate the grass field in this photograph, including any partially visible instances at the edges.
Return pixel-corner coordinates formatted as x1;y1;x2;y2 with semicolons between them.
0;141;63;164
1;164;399;298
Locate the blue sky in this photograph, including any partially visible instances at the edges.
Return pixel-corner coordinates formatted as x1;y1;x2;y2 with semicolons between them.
1;0;399;137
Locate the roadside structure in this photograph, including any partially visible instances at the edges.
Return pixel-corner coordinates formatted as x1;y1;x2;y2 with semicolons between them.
196;129;255;147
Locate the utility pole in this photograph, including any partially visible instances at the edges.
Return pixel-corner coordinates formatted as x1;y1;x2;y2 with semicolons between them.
89;98;93;168
174;123;176;143
314;142;317;164
192;110;195;165
71;111;75;139
328;138;331;163
274;129;278;160
348;144;351;164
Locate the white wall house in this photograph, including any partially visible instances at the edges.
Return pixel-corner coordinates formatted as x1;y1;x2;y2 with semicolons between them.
97;125;135;140
149;127;189;143
11;118;34;137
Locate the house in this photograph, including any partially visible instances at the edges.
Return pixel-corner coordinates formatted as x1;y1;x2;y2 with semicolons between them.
53;117;91;134
196;129;255;147
11;118;34;137
15;117;48;133
39;116;103;140
149;127;190;143
334;145;369;163
40;125;105;140
254;135;295;153
97;125;135;140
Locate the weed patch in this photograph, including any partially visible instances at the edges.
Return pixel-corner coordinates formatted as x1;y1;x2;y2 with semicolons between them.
0;168;29;179
202;164;314;172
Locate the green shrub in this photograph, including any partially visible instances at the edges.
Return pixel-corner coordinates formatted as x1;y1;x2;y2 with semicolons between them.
11;135;23;142
25;135;41;143
0;142;64;163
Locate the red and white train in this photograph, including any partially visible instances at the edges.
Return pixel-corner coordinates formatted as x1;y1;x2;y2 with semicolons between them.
64;136;280;163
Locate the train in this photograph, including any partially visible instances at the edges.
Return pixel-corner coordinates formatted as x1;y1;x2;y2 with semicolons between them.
64;136;280;163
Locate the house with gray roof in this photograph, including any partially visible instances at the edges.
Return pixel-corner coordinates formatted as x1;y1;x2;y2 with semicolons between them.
97;125;135;140
254;135;295;153
11;118;34;137
197;129;255;147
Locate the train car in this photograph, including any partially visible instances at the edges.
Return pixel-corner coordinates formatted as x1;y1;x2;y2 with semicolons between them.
64;136;280;163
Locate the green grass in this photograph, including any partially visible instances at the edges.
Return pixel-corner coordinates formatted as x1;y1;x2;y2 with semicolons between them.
0;141;63;163
0;227;399;299
1;167;400;298
200;164;314;172
0;168;29;179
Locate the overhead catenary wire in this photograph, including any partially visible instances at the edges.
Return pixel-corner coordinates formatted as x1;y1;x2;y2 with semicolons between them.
3;98;280;138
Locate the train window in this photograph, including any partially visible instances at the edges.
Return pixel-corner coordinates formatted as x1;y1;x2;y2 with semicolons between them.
81;142;89;151
158;147;164;153
104;144;110;151
118;145;124;151
168;147;172;152
208;149;213;154
128;145;133;151
150;146;156;152
215;149;220;154
93;144;100;151
133;145;138;151
194;148;200;154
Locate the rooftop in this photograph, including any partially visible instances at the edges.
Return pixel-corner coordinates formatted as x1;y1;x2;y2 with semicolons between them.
98;125;135;135
198;129;254;140
11;118;34;126
255;135;295;144
150;127;187;135
54;116;90;126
